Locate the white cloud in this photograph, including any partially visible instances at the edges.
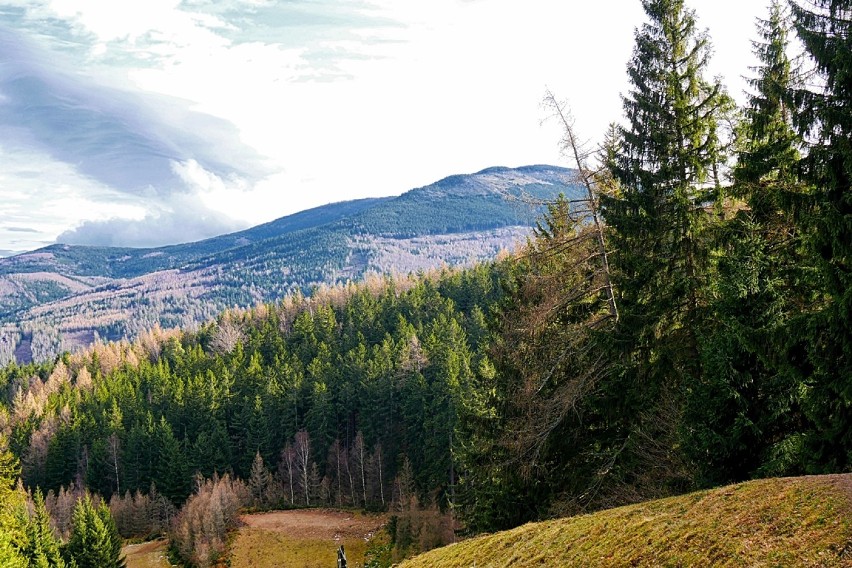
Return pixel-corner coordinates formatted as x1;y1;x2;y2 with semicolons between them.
57;195;245;248
171;159;248;194
1;0;773;252
46;0;232;47
0;142;147;250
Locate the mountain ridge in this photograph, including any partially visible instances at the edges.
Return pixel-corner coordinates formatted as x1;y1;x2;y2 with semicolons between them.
0;164;579;362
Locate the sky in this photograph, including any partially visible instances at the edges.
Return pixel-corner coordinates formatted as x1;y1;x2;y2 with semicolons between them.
0;0;775;254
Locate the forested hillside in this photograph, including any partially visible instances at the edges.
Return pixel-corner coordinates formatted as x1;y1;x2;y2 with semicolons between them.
0;0;850;567
0;267;503;505
455;0;852;532
0;265;509;565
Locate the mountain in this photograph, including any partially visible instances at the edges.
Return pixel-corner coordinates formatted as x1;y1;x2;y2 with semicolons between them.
0;165;580;362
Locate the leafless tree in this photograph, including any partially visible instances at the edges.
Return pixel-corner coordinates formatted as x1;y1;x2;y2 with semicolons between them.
249;451;273;507
351;431;367;508
279;444;296;505
294;430;312;506
367;442;385;507
209;318;245;355
541;88;618;322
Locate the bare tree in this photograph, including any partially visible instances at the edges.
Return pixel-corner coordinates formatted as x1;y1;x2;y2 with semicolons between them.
491;91;623;478
209;318;245;355
108;432;121;496
367;442;385;507
542;88;618;322
327;439;343;507
294;430;311;506
400;334;428;374
248;451;273;508
351;431;367;508
279;444;296;505
342;442;356;507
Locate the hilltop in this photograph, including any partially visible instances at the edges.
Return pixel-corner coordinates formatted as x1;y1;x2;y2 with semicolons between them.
400;475;852;567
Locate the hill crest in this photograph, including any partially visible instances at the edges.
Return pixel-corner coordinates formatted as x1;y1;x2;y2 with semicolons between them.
400;474;852;567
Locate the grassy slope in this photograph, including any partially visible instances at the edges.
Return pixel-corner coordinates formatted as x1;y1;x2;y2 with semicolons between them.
122;539;174;568
401;475;852;568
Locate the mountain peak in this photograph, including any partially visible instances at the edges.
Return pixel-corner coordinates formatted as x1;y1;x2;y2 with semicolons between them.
403;164;574;200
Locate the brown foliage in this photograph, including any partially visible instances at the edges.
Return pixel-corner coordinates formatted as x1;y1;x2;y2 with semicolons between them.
43;482;93;540
169;473;249;568
499;220;613;476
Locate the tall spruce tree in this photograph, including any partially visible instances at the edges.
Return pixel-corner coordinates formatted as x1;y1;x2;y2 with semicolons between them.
789;0;852;471
0;437;28;568
684;0;807;483
736;1;800;193
602;0;730;496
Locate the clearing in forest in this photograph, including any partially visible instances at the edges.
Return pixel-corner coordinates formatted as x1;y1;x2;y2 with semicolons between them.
230;508;386;568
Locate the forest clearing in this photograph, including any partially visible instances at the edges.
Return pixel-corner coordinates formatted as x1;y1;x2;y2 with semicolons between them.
229;509;386;568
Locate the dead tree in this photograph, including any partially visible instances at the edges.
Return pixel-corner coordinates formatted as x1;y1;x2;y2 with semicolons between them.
542;88;618;322
494;91;623;476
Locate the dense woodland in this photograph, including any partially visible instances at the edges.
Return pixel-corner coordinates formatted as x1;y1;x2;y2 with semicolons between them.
0;0;850;566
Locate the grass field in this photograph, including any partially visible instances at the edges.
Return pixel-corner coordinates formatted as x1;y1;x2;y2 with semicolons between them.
400;474;852;567
229;509;386;568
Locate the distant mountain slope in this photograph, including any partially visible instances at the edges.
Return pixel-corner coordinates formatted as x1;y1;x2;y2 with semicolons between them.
400;475;852;568
0;197;389;279
0;165;580;362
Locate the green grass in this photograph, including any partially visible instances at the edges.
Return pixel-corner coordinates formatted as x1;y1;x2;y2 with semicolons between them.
400;474;852;567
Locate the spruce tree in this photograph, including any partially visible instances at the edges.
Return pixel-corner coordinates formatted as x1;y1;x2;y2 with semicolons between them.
0;437;28;568
602;0;730;495
683;0;807;482
736;1;800;195
64;496;126;568
608;0;729;352
22;489;66;568
96;501;125;568
789;0;852;471
152;418;189;504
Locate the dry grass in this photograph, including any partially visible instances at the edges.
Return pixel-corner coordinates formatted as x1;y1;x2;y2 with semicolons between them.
229;509;386;568
123;539;175;568
400;474;852;568
230;529;370;568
